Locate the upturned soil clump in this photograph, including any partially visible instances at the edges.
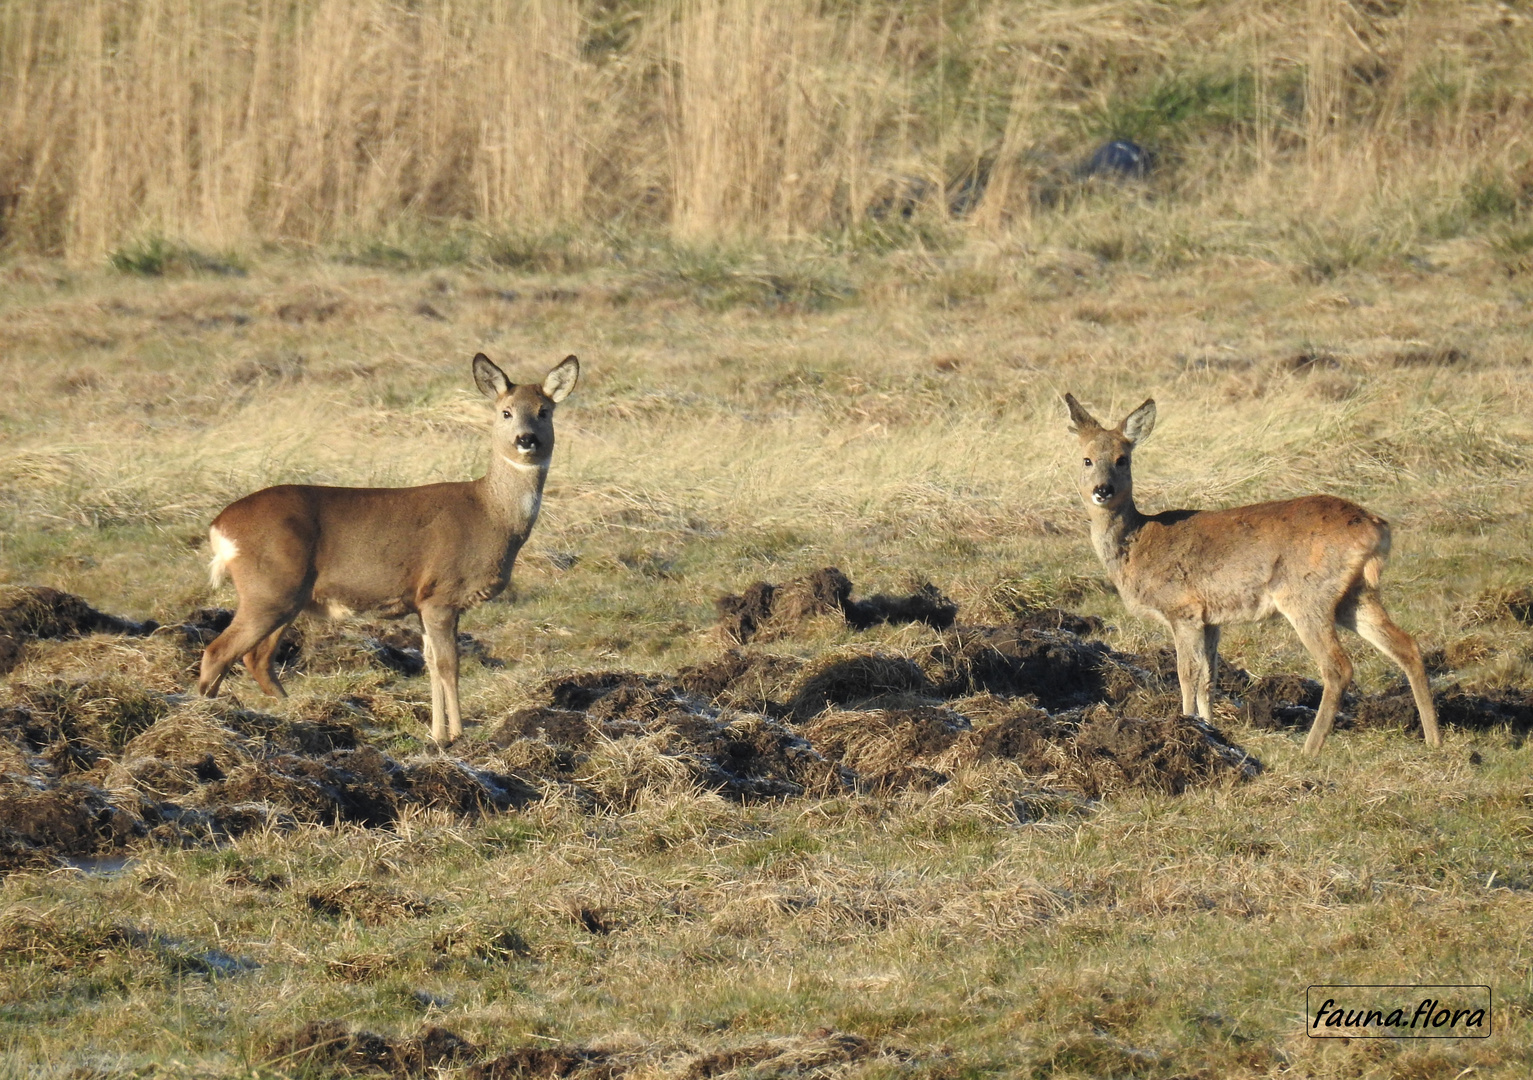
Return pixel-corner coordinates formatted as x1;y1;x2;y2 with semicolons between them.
464;614;1264;809
265;1019;890;1078
0;591;532;871
715;567;958;643
4;577;1520;871
0;586;157;675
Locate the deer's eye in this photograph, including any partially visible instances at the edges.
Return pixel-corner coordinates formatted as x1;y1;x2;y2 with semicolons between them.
538;408;549;420
501;409;512;419
1116;455;1127;467
1083;457;1093;467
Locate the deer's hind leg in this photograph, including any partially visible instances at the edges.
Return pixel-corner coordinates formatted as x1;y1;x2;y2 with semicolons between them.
1344;591;1441;747
201;541;314;699
1289;613;1355;756
243;625;290;697
200;606;296;698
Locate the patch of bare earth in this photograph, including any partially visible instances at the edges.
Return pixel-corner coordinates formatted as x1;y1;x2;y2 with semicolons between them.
264;1020;895;1079
5;574;1520;870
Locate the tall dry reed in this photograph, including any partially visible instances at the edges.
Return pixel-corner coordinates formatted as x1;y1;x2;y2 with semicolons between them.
0;0;1529;260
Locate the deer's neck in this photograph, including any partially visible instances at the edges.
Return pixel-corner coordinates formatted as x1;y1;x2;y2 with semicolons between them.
482;453;549;536
1087;497;1144;584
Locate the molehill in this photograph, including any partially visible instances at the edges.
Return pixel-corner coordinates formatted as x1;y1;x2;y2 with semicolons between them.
3;575;1522;872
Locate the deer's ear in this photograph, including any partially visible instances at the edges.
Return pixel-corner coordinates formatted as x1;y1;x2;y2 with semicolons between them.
542;355;579;403
1064;393;1101;434
473;353;512;399
1121;399;1156;444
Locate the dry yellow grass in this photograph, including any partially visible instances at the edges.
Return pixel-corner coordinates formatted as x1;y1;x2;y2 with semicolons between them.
3;0;1532;260
1;231;1531;1075
3;2;1533;1075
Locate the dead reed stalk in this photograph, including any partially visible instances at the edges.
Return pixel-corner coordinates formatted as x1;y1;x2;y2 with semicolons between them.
0;0;1530;260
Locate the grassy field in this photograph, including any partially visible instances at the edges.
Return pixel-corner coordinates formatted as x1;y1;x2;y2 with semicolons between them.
4;0;1533;1076
1;226;1531;1077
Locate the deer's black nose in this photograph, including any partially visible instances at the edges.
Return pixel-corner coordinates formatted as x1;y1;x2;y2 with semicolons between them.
515;433;540;452
1093;483;1115;501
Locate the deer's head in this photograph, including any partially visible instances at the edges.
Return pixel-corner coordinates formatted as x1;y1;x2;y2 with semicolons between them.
1064;393;1155;513
474;353;579;470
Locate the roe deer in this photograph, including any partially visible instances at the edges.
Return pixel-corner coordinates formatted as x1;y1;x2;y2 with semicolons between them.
1062;393;1440;756
199;353;579;746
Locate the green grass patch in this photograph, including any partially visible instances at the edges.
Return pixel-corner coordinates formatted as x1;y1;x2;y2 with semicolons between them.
108;235;248;277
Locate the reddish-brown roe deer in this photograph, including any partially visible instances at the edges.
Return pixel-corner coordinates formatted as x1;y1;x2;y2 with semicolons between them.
200;353;578;745
1064;393;1439;755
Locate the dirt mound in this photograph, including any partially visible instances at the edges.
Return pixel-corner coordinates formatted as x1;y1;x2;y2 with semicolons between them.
0;679;539;870
0;780;145;872
484;673;843;802
716;567;956;643
676;650;804;712
207;749;405;827
1353;684;1533;737
796;698;1259;798
964;701;1260;798
928;626;1113;710
697;712;844;800
1236;673;1325;729
1009;607;1106;635
3;676;173;773
787;649;934;719
0;582;1277;870
483;640;1260;802
1071;710;1259;795
268;1021;478;1078
0;586;157;675
802;707;970;792
202;744;535;827
714;581;778;645
265;1021;885;1080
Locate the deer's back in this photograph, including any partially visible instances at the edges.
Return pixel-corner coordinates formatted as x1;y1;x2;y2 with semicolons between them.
213;481;520;615
1121;495;1388;623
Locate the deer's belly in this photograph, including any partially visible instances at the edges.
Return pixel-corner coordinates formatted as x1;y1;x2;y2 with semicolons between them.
1126;581;1280;626
308;588;416;620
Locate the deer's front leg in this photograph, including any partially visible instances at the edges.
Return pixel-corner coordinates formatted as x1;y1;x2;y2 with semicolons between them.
420;619;446;745
421;605;462;745
1171;621;1210;718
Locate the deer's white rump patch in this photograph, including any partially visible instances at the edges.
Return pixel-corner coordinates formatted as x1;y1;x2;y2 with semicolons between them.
208;526;239;587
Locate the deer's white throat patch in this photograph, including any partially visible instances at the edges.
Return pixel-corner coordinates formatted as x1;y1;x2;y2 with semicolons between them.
499;453;544;473
521;491;542;525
